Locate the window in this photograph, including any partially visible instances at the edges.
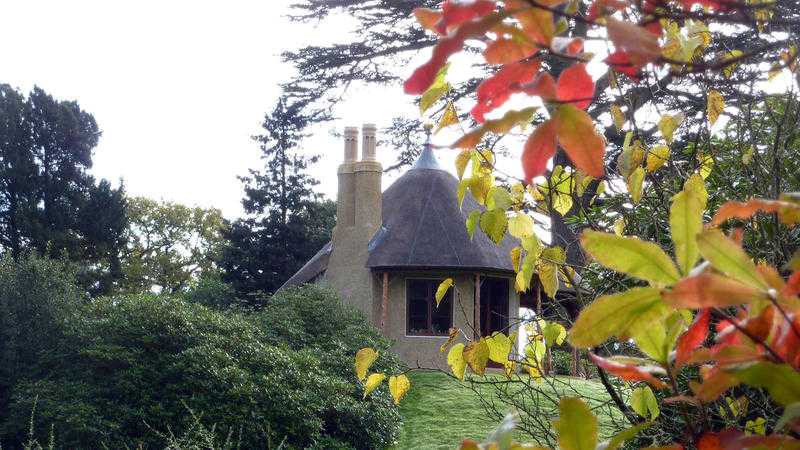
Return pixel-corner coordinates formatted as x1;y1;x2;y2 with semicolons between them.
406;279;453;336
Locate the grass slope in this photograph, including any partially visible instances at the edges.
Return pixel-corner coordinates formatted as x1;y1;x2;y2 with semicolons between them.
393;371;624;450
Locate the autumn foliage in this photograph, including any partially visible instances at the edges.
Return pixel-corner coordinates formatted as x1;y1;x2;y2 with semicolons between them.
356;0;800;448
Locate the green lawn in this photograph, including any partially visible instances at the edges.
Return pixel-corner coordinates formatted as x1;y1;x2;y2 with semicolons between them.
392;371;624;450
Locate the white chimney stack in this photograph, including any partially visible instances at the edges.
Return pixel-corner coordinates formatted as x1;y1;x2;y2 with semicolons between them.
344;126;359;162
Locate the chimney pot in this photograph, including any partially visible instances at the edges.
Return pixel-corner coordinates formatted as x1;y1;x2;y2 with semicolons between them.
361;123;377;161
344;126;359;162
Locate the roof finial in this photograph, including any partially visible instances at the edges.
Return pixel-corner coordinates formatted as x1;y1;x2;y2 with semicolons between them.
412;123;442;170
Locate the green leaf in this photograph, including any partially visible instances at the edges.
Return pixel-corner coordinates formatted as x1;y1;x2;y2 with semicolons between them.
419;63;450;114
435;278;454;306
569;287;667;348
581;230;681;286
604;423;651;450
630;386;660;420
487;187;513;211
543;322;567;346
628;166;645;204
448;343;467;381
696;230;768;290
734;362;800;406
521;234;543;258
776;402;800;431
466;210;481;239
363;372;386;399
554;397;598;450
480;209;508;244
670;177;705;275
355;348;378;382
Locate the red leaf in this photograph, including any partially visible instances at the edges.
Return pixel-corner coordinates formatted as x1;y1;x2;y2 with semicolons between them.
605;50;642;80
520;72;557;101
697;433;722;450
675;309;710;369
690;367;739;402
553;104;606;177
470;59;540;122
590;353;668;389
556;63;595;110
662;272;767;308
522;119;558;181
586;0;630;20
405;14;502;95
784;271;800;298
437;0;496;35
551;36;584;56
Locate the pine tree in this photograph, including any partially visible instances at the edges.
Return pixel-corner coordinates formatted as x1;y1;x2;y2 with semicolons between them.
219;97;335;299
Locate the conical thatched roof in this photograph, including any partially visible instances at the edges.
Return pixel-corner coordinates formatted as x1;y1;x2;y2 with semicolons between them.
366;145;516;272
279;145;516;290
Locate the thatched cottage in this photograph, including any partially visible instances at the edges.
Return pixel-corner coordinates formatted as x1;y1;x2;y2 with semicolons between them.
282;125;546;368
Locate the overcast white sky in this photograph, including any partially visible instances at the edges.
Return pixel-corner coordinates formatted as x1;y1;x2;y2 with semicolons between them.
0;1;436;218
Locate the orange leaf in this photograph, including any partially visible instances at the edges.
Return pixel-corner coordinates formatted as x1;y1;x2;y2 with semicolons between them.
507;0;554;46
784;271;800;298
697;433;722;450
590;353;668;389
675;309;710;369
553;104;606;177
690;367;739;402
520;72;557;101
521;119;558;181
663;272;768;308
710;198;800;227
484;38;536;65
556;63;595;110
605;50;642;80
413;8;444;35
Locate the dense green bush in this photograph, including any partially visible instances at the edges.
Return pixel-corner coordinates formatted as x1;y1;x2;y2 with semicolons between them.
0;262;402;449
0;255;84;425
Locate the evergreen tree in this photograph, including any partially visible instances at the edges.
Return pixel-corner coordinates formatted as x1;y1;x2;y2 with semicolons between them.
0;84;128;295
219;98;335;299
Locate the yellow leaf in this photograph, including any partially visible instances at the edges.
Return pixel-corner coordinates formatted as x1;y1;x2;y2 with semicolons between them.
355;348;378;382
435;278;454;306
628;166;645;204
611;104;626;131
658;113;683;144
464;339;490;375
510;246;522;272
437;101;460;133
486;332;515;364
419;64;450;114
613;217;626;236
721;50;744;78
539;262;559;298
466;210;480;240
742;146;754;165
555;398;598;450
455;150;472;180
363;373;386;399
646;145;670;173
707;90;725;126
670;177;705;275
440;327;460;353
698;153;714;179
448;343;467;380
509;213;535;239
581;230;681;286
389;374;411;405
452;107;538;149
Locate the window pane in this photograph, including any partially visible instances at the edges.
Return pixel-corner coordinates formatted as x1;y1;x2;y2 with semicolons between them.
406;279;452;335
407;280;429;334
431;289;452;335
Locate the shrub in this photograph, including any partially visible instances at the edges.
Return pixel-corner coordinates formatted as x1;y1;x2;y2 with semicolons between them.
1;281;402;449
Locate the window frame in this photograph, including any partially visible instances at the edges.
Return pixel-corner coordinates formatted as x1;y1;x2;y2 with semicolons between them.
405;277;454;337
